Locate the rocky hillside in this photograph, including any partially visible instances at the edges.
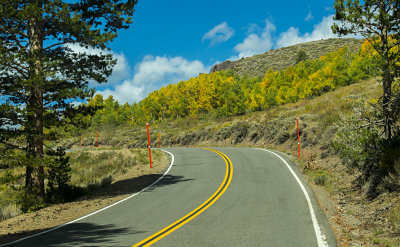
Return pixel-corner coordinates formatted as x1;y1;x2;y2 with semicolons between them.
210;38;364;78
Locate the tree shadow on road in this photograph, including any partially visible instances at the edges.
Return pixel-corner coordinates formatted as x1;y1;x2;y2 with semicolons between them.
85;174;194;199
1;222;145;247
0;175;193;246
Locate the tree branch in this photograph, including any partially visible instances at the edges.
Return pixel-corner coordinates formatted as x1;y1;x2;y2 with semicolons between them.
0;140;25;151
0;26;29;49
353;120;385;130
0;20;29;39
44;39;75;50
5;63;29;78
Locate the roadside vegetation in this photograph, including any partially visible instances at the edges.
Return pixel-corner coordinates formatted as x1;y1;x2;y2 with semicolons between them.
0;148;165;221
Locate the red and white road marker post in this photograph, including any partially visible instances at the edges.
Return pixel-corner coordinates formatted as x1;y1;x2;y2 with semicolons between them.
146;122;153;168
297;116;301;159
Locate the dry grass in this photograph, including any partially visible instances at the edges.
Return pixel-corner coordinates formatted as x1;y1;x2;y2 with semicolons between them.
0;204;20;222
0;149;169;244
0;148;166;222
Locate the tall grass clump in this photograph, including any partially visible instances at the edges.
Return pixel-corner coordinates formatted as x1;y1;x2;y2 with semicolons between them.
68;149;147;190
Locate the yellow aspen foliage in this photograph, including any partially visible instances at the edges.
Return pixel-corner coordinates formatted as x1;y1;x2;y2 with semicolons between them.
359;36;400;70
111;44;382;124
87;94;104;107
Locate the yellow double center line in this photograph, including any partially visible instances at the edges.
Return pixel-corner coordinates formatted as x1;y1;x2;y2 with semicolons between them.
132;148;233;247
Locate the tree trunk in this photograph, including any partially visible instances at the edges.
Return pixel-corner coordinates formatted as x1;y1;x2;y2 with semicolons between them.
382;71;392;140
380;25;393;140
25;0;45;203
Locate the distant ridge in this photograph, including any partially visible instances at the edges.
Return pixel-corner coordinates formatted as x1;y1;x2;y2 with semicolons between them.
210;38;364;78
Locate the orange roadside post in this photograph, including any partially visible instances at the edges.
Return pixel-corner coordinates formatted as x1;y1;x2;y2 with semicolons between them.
158;132;161;148
146;122;153;168
297;116;300;159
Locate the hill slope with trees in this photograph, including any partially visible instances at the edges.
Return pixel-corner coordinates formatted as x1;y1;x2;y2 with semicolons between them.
210;38;364;78
67;38;377;130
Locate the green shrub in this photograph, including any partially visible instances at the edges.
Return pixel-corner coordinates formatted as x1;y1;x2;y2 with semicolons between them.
296;50;309;64
19;193;47;213
101;175;113;187
313;172;328;186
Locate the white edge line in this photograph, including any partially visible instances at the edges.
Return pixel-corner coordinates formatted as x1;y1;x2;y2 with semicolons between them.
256;148;328;247
0;149;175;247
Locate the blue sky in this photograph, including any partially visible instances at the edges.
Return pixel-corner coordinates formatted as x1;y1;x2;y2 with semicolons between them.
82;0;353;104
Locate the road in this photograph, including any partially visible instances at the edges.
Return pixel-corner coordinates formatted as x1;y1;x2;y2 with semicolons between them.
4;147;336;247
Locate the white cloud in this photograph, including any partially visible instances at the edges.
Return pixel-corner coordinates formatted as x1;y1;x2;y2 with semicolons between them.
305;12;313;21
202;22;234;46
66;44;130;87
96;55;209;104
277;15;337;48
131;55;207;86
71;101;83;107
107;53;130;85
276;15;361;48
96;83;144;104
233;19;276;59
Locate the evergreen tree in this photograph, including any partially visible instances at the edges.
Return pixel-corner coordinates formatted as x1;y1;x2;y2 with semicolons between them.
295;50;309;64
332;0;400;139
45;147;73;204
0;0;137;210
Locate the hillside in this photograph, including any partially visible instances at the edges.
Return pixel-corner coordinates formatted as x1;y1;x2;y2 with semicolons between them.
83;38;374;125
210;38;364;78
59;77;400;246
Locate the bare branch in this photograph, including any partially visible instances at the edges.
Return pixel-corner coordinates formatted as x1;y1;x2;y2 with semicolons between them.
353;120;385;131
368;102;384;113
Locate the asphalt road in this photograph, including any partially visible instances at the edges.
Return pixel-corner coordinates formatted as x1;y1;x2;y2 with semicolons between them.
5;147;336;247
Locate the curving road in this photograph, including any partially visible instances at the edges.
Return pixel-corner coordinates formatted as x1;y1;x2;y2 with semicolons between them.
4;147;336;247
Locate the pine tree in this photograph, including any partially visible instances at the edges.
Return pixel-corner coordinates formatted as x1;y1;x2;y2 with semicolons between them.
0;0;137;210
295;50;309;64
332;0;400;139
